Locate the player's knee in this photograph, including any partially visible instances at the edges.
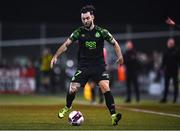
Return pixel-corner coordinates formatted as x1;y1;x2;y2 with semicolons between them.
99;80;110;93
69;82;81;94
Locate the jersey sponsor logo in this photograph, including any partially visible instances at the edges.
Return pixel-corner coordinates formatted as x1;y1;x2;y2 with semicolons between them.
85;41;96;49
95;32;100;38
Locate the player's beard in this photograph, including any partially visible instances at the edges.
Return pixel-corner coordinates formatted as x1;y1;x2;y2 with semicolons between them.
84;22;92;29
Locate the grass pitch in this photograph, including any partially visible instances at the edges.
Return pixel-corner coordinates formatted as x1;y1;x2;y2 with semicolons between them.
0;94;180;130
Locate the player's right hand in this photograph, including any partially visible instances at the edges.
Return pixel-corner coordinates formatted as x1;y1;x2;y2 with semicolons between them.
50;56;57;68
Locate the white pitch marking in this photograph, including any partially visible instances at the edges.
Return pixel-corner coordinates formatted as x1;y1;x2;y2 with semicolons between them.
75;101;180;118
119;106;180;118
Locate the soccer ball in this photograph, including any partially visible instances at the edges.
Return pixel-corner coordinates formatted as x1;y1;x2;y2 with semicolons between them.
68;111;84;126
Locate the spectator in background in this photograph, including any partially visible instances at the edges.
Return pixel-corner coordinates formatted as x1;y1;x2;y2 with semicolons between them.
123;40;140;103
26;60;36;78
40;48;53;93
166;17;180;30
160;38;179;103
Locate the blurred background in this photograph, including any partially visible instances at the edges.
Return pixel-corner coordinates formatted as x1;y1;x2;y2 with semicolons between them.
0;0;179;103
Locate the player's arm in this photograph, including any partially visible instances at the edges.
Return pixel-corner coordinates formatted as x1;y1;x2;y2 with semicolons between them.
102;29;123;64
166;17;180;30
50;38;72;68
111;39;124;65
51;28;81;68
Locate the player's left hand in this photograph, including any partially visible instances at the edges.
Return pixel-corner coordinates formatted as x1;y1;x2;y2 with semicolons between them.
116;57;124;65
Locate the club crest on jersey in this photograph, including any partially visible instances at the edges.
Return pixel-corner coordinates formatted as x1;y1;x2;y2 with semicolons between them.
95;32;100;38
81;34;85;37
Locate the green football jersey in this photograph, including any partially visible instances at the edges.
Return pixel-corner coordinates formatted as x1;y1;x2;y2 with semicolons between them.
69;25;114;66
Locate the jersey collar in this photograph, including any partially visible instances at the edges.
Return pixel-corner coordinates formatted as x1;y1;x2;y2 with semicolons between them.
83;24;95;31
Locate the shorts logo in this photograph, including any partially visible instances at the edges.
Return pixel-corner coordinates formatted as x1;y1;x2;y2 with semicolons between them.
102;73;109;78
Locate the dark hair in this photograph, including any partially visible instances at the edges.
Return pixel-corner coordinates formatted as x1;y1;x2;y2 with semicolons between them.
80;5;96;15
